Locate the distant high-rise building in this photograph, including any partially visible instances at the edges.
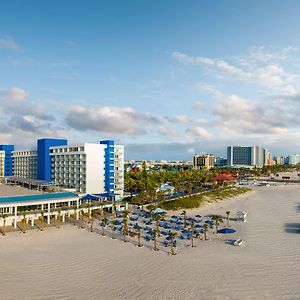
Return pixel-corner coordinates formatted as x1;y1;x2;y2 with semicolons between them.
193;154;215;169
264;149;274;166
288;154;300;165
215;157;227;167
274;156;285;165
227;146;265;167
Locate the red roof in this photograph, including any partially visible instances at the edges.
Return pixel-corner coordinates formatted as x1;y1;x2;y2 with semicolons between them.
213;173;237;182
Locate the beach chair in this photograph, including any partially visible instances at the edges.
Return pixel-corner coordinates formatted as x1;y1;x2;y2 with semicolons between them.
233;239;244;246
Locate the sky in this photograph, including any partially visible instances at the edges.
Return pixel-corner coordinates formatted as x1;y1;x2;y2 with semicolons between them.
1;0;300;160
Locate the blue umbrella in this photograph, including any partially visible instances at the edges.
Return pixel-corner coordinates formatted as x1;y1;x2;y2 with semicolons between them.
217;228;236;234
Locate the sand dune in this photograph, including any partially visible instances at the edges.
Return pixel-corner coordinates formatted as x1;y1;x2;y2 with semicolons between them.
0;185;299;300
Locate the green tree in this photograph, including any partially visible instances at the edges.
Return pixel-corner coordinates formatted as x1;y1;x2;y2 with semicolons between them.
211;215;223;234
152;229;159;251
203;223;209;240
90;210;96;232
100;217;109;236
182;210;187;228
190;224;196;247
153;214;161;237
168;231;177;255
40;210;45;231
137;225;142;247
1;213;8;235
122;210;130;242
110;219;117;239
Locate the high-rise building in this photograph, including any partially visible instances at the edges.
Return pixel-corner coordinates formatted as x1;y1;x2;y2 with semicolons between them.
37;138;68;181
12;150;38;179
264;149;274;166
50;140;124;195
288;154;300;165
274;156;285;165
227;146;265;167
0;145;14;176
215;157;227;167
193;154;215;169
0;138;124;196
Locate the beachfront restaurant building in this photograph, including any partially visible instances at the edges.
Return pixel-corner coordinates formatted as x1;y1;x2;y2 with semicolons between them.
0;192;128;228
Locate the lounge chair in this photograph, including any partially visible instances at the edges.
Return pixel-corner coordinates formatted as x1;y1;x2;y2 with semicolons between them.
233;239;244;246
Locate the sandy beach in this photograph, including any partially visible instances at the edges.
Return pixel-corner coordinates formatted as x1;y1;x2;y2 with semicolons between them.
0;185;299;300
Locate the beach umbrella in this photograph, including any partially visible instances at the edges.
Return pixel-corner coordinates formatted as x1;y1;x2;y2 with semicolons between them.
217;228;236;234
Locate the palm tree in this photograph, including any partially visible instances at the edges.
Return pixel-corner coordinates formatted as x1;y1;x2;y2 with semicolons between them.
90;210;96;232
122;210;130;242
80;209;85;228
168;231;177;255
152;229;159;251
147;204;155;218
182;210;187;228
226;211;231;227
137;225;142;247
1;213;8;235
100;217;109;236
40;210;45;231
110;219;117;239
203;223;209;240
73;207;77;226
22;210;27;233
211;215;223;234
56;208;62;229
123;217;128;242
190;224;196;247
153;214;161;236
86;204;91;223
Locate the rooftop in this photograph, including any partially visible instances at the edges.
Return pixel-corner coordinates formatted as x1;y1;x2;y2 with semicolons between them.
0;192;78;205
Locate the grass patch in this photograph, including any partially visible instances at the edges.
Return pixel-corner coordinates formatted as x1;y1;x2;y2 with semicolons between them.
160;187;251;211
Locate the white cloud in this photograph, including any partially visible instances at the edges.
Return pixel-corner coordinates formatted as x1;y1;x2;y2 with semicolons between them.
65;105;162;136
0;36;19;51
185;126;211;139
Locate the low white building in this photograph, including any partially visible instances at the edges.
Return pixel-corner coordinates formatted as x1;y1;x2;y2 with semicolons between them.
12;150;38;179
0;191;127;228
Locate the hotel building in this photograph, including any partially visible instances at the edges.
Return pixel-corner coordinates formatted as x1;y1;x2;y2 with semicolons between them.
12;150;38;179
193;154;215;169
0;138;124;196
227;146;265;168
0;145;14;176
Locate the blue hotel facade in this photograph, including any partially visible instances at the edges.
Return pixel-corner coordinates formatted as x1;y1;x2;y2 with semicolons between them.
0;145;14;176
0;138;124;195
100;140;115;192
37;138;67;181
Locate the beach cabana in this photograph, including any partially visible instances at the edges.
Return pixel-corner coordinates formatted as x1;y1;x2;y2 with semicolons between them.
153;207;166;215
80;194;98;201
236;211;247;222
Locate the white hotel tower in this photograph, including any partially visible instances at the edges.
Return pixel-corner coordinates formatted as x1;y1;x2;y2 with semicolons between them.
50;141;124;195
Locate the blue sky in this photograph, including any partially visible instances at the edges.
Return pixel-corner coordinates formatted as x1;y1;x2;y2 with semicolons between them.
1;0;300;160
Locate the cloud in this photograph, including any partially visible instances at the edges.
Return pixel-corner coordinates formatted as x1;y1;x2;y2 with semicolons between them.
65;105;162;136
0;87;57;139
51;60;79;67
0;36;19;51
185;126;211;139
172;50;300;93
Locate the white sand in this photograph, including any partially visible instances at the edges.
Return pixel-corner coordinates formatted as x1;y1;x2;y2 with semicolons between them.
0;185;300;300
